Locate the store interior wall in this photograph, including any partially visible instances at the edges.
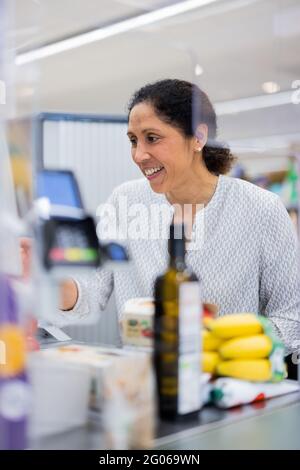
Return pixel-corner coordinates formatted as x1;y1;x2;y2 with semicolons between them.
5;0;300;345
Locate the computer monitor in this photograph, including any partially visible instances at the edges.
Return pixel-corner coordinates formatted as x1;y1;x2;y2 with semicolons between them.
36;169;83;209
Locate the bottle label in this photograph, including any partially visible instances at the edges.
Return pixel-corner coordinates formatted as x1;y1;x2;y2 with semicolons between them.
178;282;202;415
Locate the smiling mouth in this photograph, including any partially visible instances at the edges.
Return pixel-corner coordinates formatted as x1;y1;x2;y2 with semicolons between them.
143;166;164;180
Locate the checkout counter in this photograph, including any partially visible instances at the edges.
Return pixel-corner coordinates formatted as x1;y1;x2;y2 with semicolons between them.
29;365;300;450
23;169;300;450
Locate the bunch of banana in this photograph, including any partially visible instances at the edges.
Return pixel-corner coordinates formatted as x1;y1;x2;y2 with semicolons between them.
206;313;285;382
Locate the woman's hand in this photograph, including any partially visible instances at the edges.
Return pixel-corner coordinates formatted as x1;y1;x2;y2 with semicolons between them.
59;279;78;311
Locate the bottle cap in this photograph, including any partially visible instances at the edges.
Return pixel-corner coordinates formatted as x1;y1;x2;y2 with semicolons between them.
168;223;186;259
169;223;185;241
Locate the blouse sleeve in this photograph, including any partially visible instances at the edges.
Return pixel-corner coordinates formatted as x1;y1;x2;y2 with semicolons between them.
259;196;300;354
65;268;114;320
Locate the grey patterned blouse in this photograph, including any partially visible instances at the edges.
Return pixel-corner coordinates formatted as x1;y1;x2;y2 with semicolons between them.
70;175;300;353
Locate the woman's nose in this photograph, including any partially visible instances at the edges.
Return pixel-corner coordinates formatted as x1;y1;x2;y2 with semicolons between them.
133;143;151;164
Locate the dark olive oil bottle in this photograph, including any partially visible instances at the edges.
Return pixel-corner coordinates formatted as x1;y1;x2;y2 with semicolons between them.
154;223;202;421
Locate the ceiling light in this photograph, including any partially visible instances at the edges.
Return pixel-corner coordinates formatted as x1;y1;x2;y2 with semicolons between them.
16;0;219;65
214;90;293;115
262;81;280;94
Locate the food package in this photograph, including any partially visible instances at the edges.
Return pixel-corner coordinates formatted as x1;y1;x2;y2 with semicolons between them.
33;345;155;449
121;298;218;349
211;377;300;408
28;352;91;438
121;297;154;348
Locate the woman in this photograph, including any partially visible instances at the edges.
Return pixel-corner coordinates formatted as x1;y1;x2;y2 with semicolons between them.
46;79;300;353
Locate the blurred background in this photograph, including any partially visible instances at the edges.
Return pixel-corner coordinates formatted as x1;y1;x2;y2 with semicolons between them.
2;0;300;344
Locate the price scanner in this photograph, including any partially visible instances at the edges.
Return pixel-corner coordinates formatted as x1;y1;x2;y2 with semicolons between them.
34;169;128;344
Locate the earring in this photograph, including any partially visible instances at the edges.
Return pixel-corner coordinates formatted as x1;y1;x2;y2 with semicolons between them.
196;147;202;152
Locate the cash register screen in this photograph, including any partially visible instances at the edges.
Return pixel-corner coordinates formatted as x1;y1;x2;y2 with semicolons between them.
37;170;83;208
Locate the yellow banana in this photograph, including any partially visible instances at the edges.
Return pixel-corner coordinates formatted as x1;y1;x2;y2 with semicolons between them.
202;351;220;374
219;334;273;360
209;313;263;339
202;330;223;351
217;359;272;382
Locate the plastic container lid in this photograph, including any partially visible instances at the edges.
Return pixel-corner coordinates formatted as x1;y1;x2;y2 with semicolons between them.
123;298;154;316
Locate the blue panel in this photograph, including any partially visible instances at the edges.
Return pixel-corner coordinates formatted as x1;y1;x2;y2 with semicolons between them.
37;169;83;208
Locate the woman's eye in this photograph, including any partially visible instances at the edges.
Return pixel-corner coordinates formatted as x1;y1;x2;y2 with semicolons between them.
129;138;137;146
147;135;159;143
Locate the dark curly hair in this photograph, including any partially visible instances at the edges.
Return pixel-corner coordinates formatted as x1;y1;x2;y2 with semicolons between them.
128;79;235;175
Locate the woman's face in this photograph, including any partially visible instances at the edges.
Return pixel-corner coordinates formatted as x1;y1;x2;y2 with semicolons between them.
127;102;198;194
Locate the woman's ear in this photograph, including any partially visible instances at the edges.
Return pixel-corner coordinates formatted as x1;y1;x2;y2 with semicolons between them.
194;124;208;151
